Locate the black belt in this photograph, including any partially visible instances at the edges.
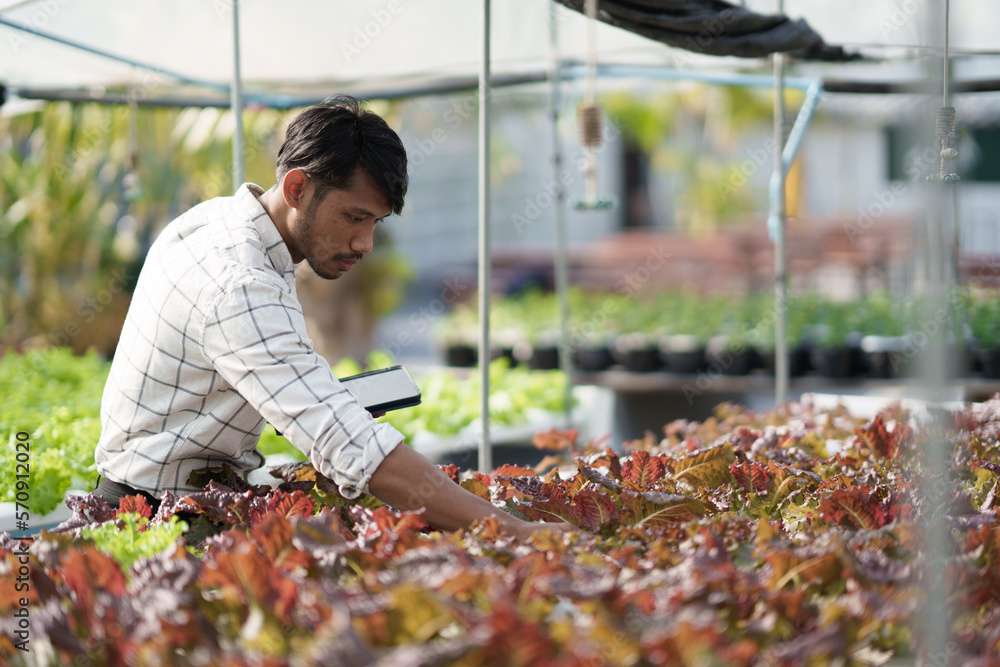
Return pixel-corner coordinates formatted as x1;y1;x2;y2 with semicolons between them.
93;476;161;512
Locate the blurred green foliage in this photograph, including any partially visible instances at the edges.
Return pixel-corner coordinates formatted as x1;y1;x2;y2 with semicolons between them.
0;101;411;356
436;287;1000;351
966;288;1000;348
0;102;283;353
0;347;110;514
602;86;794;236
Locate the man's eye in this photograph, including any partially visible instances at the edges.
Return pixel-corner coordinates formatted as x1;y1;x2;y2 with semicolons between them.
350;216;363;222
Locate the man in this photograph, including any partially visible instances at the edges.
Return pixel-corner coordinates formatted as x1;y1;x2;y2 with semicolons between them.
94;96;562;541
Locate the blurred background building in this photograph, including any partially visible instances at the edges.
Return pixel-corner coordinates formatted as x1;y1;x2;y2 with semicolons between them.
1;0;998;368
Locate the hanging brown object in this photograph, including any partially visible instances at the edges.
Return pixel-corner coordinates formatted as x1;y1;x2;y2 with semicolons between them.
576;102;603;148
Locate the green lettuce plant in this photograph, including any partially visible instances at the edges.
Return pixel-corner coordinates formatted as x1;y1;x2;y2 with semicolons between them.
0;348;108;514
82;513;188;572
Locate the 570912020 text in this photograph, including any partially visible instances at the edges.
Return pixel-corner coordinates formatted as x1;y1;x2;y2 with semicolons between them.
12;430;31;652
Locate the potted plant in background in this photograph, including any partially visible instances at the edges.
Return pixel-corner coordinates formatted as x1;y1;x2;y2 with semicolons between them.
660;332;705;374
435;304;479;367
706;328;760;375
611;295;664;372
657;292;722;374
568;289;620;372
706;293;765;376
493;327;523;367
490;294;529;367
857;291;909;379
810;298;864;378
756;291;816;378
901;292;972;380
614;331;664;372
514;328;561;370
572;331;616;371
968;290;1000;378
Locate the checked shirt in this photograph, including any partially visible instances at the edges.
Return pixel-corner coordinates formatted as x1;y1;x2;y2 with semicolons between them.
95;183;403;498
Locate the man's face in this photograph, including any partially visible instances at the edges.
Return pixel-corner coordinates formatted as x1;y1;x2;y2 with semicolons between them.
290;170;392;280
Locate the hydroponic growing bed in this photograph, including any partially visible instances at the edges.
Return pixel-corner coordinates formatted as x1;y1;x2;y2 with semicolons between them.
2;392;999;665
0;348;576;526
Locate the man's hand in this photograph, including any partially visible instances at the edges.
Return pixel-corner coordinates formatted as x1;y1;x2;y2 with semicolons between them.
503;517;578;543
367;442;579;540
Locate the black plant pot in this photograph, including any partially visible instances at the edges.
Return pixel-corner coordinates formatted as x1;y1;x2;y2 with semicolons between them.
659;335;706;374
613;334;663;373
529;345;560;371
573;345;614;371
812;346;863;378
620;347;662;373
970;346;984;375
791;346;812;376
705;349;759;376
860;336;911;379
978;346;1000;379
512;341;561;370
663;350;706;374
760;345;811;377
444;344;477;367
864;351;915;379
705;335;762;376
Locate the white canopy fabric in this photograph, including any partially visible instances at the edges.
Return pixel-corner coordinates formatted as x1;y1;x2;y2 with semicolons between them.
1;0;994;97
2;0;997;105
0;0;678;95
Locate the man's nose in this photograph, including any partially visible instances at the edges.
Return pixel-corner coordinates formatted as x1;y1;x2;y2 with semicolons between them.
350;223;375;254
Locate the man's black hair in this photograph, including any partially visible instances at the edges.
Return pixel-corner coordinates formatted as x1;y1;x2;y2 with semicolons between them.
275;95;408;215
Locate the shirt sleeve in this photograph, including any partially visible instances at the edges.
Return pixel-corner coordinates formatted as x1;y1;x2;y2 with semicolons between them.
200;277;404;498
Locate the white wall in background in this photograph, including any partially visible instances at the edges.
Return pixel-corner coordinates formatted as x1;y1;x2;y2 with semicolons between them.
390;91;623;279
387;85;1000;286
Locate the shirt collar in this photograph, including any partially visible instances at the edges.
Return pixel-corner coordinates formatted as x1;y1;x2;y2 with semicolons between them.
235;183;296;282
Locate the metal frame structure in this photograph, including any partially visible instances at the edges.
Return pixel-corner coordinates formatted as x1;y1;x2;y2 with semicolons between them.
0;4;968;659
0;2;825;474
524;61;824;471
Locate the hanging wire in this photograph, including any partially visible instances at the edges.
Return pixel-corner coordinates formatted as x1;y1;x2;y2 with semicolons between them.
584;0;598;106
943;0;950;107
933;0;959;183
573;0;613;210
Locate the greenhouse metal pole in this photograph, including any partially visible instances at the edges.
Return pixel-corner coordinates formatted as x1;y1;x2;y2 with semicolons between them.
230;0;245;187
770;0;788;406
550;1;573;429
919;2;952;661
477;0;493;473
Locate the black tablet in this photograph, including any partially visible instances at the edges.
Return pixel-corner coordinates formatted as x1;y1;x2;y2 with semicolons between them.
338;365;422;415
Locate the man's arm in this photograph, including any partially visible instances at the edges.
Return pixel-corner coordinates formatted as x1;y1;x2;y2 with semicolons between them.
200;281;560;538
367;443;567;541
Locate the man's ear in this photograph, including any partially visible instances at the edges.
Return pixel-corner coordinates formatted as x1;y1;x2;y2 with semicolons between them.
281;169;309;210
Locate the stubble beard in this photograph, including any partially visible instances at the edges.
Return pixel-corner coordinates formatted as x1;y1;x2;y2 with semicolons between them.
298;202;361;281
